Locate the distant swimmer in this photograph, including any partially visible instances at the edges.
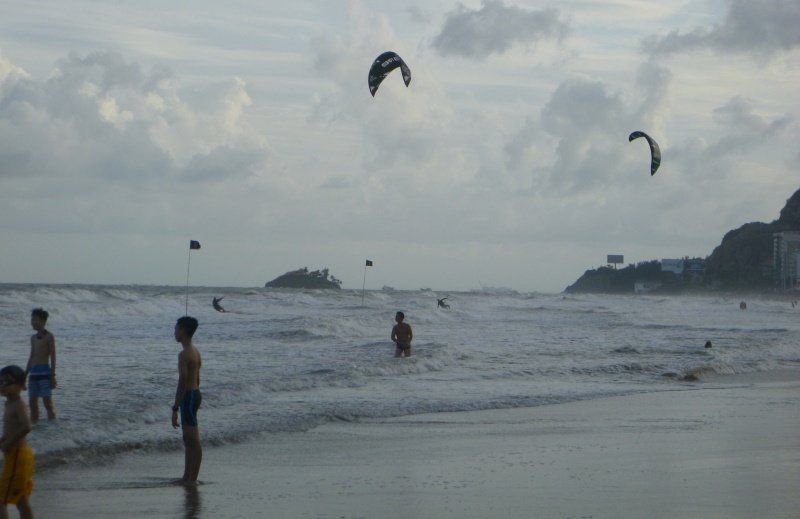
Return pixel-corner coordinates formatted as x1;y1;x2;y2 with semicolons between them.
391;311;413;358
704;340;712;349
437;297;450;309
212;297;226;313
739;301;747;310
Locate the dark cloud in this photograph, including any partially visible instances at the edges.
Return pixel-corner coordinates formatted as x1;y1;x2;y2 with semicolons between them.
431;0;569;59
706;96;792;156
644;0;800;58
541;79;626;135
505;59;674;194
666;95;794;182
536;78;631;192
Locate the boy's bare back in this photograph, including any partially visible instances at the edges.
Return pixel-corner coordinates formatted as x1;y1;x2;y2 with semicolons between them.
392;323;413;347
178;347;201;391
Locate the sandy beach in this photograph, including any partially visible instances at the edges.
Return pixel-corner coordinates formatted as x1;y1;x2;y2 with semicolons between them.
31;371;799;519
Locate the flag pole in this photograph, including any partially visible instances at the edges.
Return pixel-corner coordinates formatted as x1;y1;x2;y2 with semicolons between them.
361;264;367;306
185;240;201;315
361;259;373;306
185;248;192;315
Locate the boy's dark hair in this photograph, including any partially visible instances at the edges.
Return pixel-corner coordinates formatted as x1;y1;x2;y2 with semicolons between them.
396;311;405;319
0;365;27;387
176;316;199;338
31;308;49;321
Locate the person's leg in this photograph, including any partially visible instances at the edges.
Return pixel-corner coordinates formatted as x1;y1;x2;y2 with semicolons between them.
182;427;202;482
16;496;33;519
180;432;190;482
28;397;39;423
28;380;41;423
43;396;56;420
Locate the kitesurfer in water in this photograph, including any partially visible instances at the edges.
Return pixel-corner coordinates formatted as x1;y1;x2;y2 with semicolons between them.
212;297;226;313
437;297;450;309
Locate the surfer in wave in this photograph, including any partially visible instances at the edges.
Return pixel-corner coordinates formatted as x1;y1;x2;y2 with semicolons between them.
212;297;226;313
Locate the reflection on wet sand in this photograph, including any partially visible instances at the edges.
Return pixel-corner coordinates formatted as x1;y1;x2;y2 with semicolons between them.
182;483;201;519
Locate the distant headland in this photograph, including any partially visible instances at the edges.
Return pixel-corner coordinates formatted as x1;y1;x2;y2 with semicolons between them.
566;187;800;294
265;267;342;289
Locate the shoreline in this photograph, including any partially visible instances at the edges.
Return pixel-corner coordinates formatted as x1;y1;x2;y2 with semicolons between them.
32;371;800;519
566;287;800;300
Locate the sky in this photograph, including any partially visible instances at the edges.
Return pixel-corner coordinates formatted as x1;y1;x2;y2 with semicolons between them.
0;0;798;292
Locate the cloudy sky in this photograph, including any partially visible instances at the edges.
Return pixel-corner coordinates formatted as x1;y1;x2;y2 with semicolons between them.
0;0;798;292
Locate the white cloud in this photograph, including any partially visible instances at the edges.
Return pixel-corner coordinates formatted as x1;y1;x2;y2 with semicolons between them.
0;50;275;233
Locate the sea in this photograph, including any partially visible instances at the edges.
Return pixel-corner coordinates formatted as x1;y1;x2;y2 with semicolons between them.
1;283;798;472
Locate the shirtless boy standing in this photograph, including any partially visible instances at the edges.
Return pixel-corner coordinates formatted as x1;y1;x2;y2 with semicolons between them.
391;311;413;358
26;308;56;422
171;316;202;484
0;365;34;519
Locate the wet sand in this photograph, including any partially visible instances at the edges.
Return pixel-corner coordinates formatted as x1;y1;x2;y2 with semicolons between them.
33;372;800;519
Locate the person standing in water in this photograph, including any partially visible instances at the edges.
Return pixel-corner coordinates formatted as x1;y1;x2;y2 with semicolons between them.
26;308;56;422
391;311;413;358
0;365;34;519
172;316;203;484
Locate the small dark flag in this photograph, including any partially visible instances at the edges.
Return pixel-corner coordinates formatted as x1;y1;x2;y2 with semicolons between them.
365;259;373;266
190;240;201;250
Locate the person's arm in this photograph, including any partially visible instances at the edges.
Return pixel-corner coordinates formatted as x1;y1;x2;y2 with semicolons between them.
408;325;413;343
25;339;33;374
0;404;32;453
172;354;186;428
49;334;57;387
391;325;398;344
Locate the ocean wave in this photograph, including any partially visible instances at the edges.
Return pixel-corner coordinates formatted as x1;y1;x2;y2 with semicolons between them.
8;284;800;478
680;366;720;381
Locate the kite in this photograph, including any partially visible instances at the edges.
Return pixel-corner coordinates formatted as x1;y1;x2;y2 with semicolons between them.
368;51;411;97
628;131;661;176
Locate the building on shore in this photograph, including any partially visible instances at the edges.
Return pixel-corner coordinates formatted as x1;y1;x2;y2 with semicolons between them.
661;257;705;284
773;231;800;290
660;259;684;274
634;280;662;294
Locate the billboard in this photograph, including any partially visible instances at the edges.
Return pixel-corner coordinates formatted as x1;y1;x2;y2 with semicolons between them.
607;254;624;264
685;259;706;272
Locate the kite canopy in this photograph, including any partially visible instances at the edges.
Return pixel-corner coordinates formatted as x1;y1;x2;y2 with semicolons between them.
628;131;661;176
368;51;411;97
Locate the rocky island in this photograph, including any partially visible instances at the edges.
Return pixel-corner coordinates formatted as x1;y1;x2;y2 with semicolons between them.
566;187;800;294
265;267;342;289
